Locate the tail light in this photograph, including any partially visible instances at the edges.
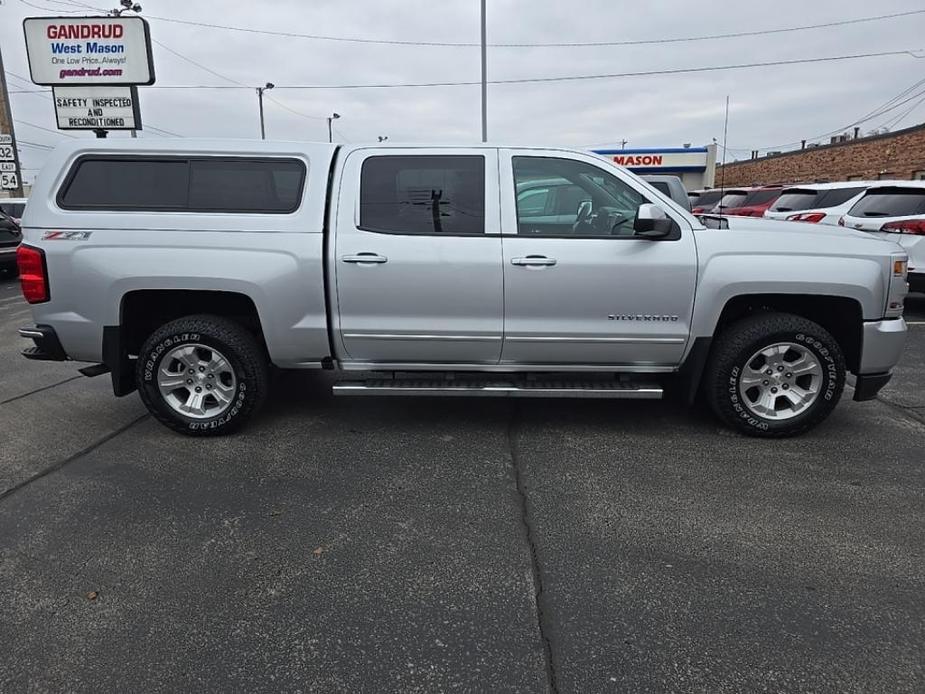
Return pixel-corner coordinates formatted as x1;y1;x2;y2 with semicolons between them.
838;216;846;226
17;245;50;304
881;219;925;235
786;212;827;223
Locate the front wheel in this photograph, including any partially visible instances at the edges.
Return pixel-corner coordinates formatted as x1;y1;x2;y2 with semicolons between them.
705;313;846;437
136;315;269;436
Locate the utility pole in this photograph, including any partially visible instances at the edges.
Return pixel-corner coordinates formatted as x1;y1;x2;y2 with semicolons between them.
327;113;340;143
257;83;274;140
480;0;487;143
0;41;25;198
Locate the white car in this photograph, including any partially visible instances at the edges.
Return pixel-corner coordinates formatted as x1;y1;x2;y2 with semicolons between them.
840;181;925;294
764;182;876;226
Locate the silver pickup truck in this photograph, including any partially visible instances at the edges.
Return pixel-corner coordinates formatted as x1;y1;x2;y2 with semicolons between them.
16;140;909;437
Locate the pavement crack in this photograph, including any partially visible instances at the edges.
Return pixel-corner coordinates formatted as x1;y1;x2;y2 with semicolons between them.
507;404;559;694
0;375;84;406
0;413;149;503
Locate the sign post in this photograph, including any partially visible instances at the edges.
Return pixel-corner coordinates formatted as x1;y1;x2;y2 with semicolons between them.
0;42;24;196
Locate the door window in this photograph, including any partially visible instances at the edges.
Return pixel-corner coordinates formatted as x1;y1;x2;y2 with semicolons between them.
512;157;647;236
359;155;485;235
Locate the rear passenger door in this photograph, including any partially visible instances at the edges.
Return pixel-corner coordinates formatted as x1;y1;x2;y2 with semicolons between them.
333;149;503;365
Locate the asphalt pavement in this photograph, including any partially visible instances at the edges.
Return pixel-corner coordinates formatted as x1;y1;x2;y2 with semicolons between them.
1;273;923;693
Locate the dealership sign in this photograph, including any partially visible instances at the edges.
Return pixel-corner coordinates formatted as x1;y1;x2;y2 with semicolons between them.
593;148;710;172
23;16;155;86
53;85;141;130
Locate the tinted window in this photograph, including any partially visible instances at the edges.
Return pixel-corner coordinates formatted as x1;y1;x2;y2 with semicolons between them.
742;189;781;205
0;203;25;218
771;190;818;212
61;159;189;209
649;181;670;196
360;155;485;235
59;157;305;212
717;192;747;209
816;187;865;207
692;190;723;207
188;159;304;212
848;188;925;217
513;157;648;237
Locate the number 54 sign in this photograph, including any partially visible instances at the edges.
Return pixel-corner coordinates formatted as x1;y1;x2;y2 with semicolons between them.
1;172;19;190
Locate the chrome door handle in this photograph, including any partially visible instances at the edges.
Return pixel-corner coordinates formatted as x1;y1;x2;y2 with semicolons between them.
341;253;388;264
511;256;557;267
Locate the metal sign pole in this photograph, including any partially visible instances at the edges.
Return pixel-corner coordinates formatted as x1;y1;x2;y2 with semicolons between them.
0;41;25;197
480;0;487;143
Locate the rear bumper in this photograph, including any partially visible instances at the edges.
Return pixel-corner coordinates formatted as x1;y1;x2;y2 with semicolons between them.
0;245;17;265
19;325;69;361
858;318;906;374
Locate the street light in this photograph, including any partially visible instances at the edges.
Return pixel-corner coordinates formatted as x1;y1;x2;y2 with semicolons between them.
327;113;340;143
257;82;274;140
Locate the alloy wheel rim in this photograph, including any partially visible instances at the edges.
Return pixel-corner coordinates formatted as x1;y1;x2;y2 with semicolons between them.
738;342;823;421
156;343;237;420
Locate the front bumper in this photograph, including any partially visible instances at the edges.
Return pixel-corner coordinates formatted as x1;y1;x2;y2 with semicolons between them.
19;325;68;361
853;318;906;402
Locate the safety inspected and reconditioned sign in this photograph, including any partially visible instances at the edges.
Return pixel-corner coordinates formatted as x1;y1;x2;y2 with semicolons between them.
53;85;141;130
23;16;155;86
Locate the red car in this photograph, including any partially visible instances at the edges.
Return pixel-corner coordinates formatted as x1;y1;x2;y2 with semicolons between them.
715;186;783;217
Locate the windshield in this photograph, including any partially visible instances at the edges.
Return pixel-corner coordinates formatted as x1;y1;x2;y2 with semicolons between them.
692;190;723;207
848;188;925;217
717;192;748;209
771;190;818;212
741;189;780;206
0;203;25;218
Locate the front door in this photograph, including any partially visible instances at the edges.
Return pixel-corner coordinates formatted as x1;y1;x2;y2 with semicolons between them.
500;151;697;366
334;148;503;365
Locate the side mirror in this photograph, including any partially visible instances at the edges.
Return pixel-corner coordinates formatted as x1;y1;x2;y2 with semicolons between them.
633;203;674;239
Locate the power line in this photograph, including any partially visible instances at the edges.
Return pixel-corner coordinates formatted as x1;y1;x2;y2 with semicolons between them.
114;8;925;49
17;119;77;138
739;78;925;152
134;49;922;90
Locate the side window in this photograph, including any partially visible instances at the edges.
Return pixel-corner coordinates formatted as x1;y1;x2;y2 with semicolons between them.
359;155;485;235
60;158;189;209
513;157;647;236
59;157;305;212
188;159;304;212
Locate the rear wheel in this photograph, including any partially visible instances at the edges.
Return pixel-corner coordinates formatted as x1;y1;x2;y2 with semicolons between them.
706;313;846;437
136;315;269;436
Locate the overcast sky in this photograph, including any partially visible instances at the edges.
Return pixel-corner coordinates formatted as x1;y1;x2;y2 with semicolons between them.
2;0;925;182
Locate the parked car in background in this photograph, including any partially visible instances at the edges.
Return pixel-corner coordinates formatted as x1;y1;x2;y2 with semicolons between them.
841;182;925;293
0;198;29;225
640;175;691;211
690;188;724;214
764;182;872;225
0;211;22;276
717;186;783;217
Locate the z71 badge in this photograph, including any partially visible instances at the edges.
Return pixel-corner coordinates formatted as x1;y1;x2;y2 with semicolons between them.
42;231;92;240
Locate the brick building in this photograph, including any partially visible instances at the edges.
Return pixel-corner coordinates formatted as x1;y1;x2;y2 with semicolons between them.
714;120;925;188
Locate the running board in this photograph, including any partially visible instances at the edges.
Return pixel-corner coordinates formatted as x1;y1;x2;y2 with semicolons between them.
333;378;663;399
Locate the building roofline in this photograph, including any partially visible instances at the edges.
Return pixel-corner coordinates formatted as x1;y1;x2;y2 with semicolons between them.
718;119;925;168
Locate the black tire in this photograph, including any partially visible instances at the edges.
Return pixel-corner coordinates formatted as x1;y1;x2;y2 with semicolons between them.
136;314;269;436
705;312;846;438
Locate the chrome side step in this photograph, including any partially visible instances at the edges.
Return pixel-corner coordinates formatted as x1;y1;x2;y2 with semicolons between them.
333;378;663;399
